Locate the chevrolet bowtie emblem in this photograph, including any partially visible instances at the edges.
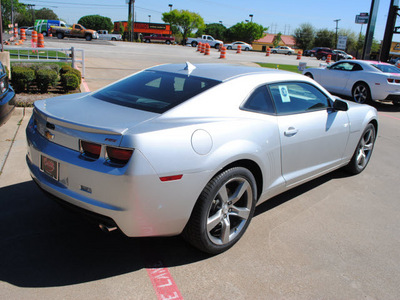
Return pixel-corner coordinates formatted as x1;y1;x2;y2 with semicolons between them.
45;131;55;140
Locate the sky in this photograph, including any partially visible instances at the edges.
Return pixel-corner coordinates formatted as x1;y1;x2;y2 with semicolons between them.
20;0;399;41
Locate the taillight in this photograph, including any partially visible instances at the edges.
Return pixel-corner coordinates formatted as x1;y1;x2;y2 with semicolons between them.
395;79;400;84
106;146;133;165
388;78;394;83
80;140;101;159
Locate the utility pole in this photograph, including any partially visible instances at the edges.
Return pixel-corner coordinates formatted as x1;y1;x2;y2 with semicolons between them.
0;1;3;52
380;0;399;61
333;19;341;47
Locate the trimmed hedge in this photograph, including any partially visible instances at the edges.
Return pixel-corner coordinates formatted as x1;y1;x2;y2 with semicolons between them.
11;63;81;93
36;69;58;93
11;66;35;93
61;73;79;91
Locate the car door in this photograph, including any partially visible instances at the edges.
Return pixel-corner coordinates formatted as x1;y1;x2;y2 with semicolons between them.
269;82;350;187
317;62;354;94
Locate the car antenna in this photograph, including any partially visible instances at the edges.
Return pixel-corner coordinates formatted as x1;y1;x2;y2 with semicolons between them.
184;61;196;76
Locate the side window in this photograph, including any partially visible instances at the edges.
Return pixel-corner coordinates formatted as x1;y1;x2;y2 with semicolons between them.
269;82;330;115
352;64;363;71
242;86;275;114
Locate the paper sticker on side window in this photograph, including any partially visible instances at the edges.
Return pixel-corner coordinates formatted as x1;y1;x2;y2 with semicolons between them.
279;85;291;103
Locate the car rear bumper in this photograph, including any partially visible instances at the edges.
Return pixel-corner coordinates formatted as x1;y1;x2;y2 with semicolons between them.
26;119;211;237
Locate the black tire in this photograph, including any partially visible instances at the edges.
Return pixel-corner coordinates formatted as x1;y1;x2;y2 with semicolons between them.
182;167;257;254
166;40;171;45
352;82;372;104
244;47;249;51
310;53;315;57
304;72;314;79
393;101;400;107
57;32;64;39
272;50;277;54
215;44;220;49
42;31;47;37
85;35;92;41
322;55;327;60
191;41;198;47
345;123;376;174
287;52;292;55
111;37;116;41
145;39;150;43
227;46;232;50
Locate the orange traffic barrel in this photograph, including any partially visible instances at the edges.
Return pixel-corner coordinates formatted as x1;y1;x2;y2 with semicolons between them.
200;43;205;53
197;42;202;51
13;27;18;38
219;47;226;59
32;31;38;43
204;43;211;55
326;54;331;64
20;29;26;40
237;45;242;54
37;33;45;48
296;51;302;60
218;44;223;52
266;47;271;56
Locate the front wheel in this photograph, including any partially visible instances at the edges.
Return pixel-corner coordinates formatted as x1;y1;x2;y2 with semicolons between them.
42;31;47;37
272;50;277;54
352;82;371;104
191;41;198;47
227;46;232;50
345;124;376;174
182;167;257;254
57;32;64;39
166;40;171;45
304;72;314;79
322;55;327;60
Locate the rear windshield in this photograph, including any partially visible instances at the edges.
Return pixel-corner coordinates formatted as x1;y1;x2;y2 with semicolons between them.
372;64;400;73
93;70;220;113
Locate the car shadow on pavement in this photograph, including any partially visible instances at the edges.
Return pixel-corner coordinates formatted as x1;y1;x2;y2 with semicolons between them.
254;168;352;217
0;180;208;288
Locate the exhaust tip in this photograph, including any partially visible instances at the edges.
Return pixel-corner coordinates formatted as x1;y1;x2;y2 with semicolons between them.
99;223;118;233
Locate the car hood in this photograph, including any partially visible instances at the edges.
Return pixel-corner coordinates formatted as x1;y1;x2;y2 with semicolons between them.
33;92;159;135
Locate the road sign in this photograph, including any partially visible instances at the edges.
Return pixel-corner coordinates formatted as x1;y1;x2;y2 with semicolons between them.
356;13;369;24
337;35;347;50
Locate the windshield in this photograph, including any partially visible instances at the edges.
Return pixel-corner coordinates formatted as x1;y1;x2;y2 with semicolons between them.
372;64;400;73
93;70;221;113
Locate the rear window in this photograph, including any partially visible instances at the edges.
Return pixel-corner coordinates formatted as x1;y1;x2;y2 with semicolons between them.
372;64;400;73
93;70;220;113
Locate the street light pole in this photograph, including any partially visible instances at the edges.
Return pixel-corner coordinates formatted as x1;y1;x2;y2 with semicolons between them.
333;19;341;47
148;15;151;24
249;14;254;22
169;4;173;11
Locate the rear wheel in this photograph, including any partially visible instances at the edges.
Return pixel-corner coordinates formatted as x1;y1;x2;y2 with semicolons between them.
322;55;327;60
345;124;376;174
166;40;171;45
304;72;314;79
85;35;92;41
352;82;371;104
272;50;277;54
57;32;64;39
191;41;198;47
227;46;232;50
145;39;150;43
42;31;47;37
182;167;257;254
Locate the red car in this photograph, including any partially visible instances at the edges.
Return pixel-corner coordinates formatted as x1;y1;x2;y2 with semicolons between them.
315;49;345;61
143;34;175;45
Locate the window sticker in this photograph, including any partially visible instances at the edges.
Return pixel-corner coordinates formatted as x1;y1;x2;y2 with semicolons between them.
279;85;291;103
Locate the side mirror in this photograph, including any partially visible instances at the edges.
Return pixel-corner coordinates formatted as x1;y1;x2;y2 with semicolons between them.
332;99;348;111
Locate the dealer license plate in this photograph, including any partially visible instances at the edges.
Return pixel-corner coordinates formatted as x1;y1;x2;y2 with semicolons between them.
40;155;59;180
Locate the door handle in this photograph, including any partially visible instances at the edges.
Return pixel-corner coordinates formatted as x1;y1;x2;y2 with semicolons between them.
284;127;298;137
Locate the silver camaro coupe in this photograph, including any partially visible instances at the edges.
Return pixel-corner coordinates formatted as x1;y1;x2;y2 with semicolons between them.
26;63;378;254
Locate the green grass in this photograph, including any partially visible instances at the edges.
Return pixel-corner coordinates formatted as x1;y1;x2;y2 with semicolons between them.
256;62;308;74
6;49;68;60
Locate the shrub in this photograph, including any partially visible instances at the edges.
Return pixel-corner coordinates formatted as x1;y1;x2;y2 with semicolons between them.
60;65;73;75
61;73;79;91
36;69;58;93
68;68;81;84
11;66;35;92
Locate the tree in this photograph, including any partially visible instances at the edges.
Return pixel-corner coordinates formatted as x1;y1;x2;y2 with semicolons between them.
35;8;58;20
294;23;315;51
1;0;25;29
162;9;205;44
314;29;335;48
226;22;266;43
78;15;113;31
273;32;282;48
203;23;227;41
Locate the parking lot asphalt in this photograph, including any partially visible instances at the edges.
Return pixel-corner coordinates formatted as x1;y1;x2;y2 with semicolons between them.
1;40;400;299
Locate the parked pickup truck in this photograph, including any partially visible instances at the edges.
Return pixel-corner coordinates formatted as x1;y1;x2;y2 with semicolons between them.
186;35;223;49
143;34;175;44
51;24;99;41
97;30;122;41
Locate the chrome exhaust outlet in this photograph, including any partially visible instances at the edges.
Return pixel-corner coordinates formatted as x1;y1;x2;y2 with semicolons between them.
99;223;117;233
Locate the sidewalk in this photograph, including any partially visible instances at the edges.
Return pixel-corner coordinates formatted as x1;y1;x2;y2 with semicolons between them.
0;107;33;187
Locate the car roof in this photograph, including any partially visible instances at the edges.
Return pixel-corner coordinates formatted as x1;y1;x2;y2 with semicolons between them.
147;63;291;82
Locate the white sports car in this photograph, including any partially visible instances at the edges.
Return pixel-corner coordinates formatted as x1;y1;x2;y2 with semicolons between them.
303;60;400;105
224;41;252;51
26;63;378;254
